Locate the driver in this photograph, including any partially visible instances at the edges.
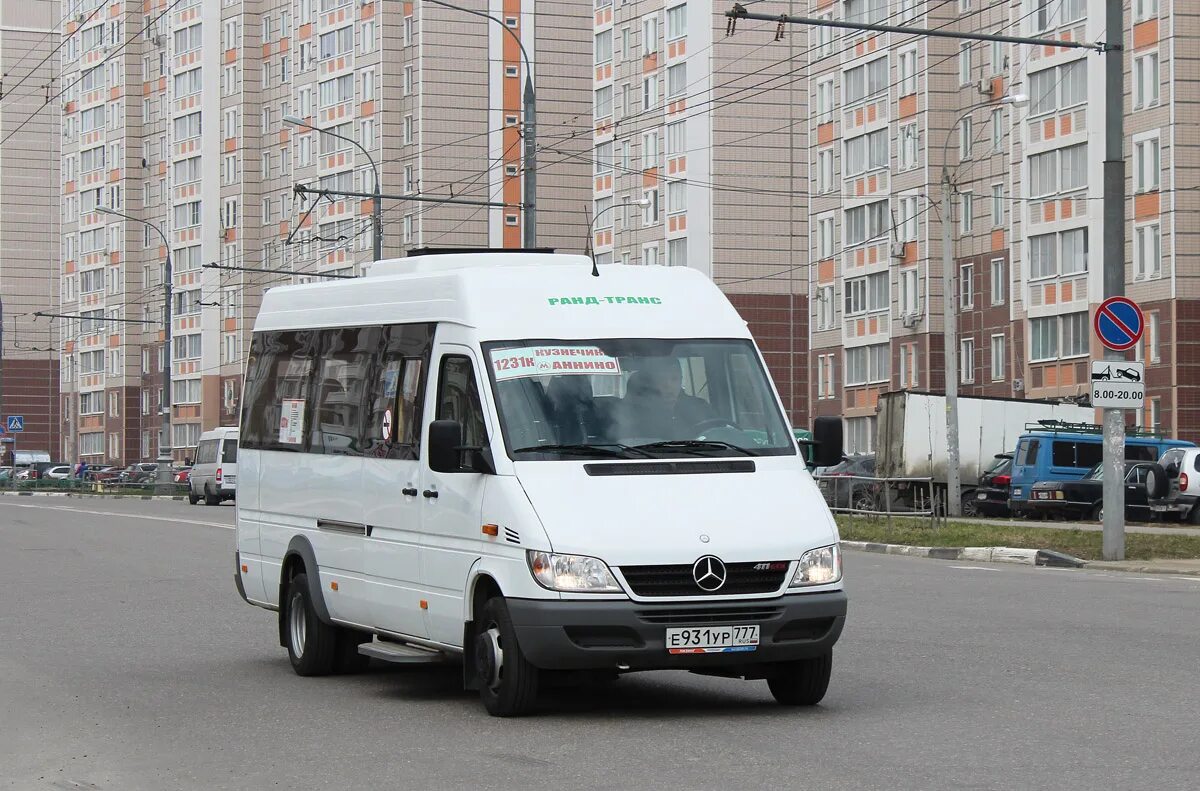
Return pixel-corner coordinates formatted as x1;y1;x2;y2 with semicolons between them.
624;357;715;433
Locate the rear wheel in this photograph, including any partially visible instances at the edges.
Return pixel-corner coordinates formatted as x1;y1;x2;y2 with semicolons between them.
204;484;220;506
475;597;539;717
961;492;980;518
188;490;200;505
283;572;337;676
1188;505;1200;525
767;650;833;706
1090;504;1104;522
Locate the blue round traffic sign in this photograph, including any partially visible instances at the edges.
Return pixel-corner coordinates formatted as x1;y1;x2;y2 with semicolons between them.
1093;297;1144;352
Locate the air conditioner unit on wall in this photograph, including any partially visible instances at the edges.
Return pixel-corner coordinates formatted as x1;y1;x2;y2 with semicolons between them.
978;78;995;96
891;241;906;259
901;313;921;329
1013;378;1025;393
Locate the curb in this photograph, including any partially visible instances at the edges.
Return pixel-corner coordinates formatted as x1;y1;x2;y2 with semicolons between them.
1082;561;1200;578
841;540;1086;568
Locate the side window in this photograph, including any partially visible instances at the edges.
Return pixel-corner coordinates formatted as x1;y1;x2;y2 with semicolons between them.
1128;465;1149;484
364;323;433;459
1125;445;1156;462
1052;440;1101;469
310;326;379;455
240;330;319;452
1193;454;1200;473
221;439;238;463
437;355;488;449
1017;438;1039;467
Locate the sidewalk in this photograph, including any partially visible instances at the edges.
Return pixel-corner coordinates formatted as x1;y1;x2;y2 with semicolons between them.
1085;558;1200;576
951;516;1200;538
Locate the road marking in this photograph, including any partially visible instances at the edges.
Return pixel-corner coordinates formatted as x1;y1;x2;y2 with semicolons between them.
0;501;233;530
949;565;1001;571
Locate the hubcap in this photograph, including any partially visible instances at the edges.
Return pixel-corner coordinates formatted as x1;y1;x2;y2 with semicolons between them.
475;625;504;691
289;590;307;658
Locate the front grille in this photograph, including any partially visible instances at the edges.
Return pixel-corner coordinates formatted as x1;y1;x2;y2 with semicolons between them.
619;561;789;597
636;606;785;625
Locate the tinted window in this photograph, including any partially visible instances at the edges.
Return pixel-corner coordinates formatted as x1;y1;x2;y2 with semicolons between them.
1127;465;1150;484
196;439;219;465
221;440;238;463
241;330;319;452
1125;445;1157;462
310;327;379;455
1017;439;1040;466
437;356;489;449
1051;440;1102;469
363;324;433;460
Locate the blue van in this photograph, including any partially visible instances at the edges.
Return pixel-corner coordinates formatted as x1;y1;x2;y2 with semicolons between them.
1008;421;1194;516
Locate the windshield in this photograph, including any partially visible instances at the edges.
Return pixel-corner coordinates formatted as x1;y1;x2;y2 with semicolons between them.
1085;463;1103;480
483;339;795;459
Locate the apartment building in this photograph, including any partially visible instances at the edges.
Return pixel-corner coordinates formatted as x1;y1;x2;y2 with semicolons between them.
56;0;591;465
591;1;809;420
1;0;61;462
806;0;1199;451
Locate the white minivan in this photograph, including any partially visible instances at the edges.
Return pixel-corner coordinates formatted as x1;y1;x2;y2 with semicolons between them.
234;252;847;716
190;427;238;505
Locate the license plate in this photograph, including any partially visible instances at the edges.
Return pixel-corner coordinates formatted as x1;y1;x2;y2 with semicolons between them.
1013;488;1022;497
977;492;988;500
1034;491;1049;500
665;625;759;654
1151;504;1170;512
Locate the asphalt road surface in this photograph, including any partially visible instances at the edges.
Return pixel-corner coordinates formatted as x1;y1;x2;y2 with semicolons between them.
2;496;1199;790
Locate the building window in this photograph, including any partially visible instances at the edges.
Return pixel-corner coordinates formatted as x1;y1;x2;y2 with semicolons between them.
991;183;1004;226
1062;311;1088;357
404;115;414;145
666;4;686;40
959;42;973;85
898;47;917;96
845;343;889;386
642;243;659;266
960;338;975;384
843;56;887;105
959;263;974;309
844;272;889;316
642;189;660;224
667;180;687;214
642;14;658;56
814;78;835;125
816;214;835;258
595;85;613;118
1135;0;1160;23
899;344;918;389
667;62;686;98
667;238;686;267
816;148;834;193
845;200;888;245
959;116;972;160
991;108;1004;152
1134;52;1160;110
1134;223;1161;281
1030;316;1058;362
642;76;657;110
990;258;1005;305
959;191;973;235
817;285;836;330
1146;311;1160;363
1134;135;1161;194
1030;60;1086;116
595;29;612;64
990;334;1006;381
899;267;919;315
899;123;918;170
844;128;888;176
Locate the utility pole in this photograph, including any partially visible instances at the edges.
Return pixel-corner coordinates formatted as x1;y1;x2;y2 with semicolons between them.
428;0;536;246
942;169;960;517
1101;0;1126;560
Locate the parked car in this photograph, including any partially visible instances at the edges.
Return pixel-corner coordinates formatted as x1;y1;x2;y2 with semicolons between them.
962;453;1013;517
0;467;12;482
42;465;74;480
20;461;72;481
817;454;879;510
1028;462;1154;522
173;467;192;485
1008;422;1193;517
1146;447;1200;524
118;463;159;484
86;465;122;482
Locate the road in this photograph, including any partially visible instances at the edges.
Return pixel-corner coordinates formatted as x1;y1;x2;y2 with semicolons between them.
2;497;1199;791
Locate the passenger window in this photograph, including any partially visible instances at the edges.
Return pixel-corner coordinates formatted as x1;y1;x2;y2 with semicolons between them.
437;355;489;449
1125;445;1156;462
364;324;432;459
240;330;319;452
310;327;380;455
221;440;237;463
1052;440;1101;469
1017;439;1040;466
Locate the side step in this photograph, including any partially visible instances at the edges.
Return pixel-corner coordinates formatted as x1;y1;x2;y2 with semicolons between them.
359;640;448;664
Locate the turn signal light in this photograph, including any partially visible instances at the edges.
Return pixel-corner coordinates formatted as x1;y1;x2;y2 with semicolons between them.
482;524;499;537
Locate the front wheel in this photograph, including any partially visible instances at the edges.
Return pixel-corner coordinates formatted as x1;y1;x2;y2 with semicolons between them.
767;650;832;706
474;597;540;717
283;572;338;676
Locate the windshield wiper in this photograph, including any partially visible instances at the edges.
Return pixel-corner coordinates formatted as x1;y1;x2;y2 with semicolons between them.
632;440;758;457
512;443;652;459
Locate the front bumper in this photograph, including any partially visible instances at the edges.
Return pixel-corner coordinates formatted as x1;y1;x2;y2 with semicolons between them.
505;591;847;672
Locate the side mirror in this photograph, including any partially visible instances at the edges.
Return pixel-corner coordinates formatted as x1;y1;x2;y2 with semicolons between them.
428;419;495;474
429;419;464;473
811;416;843;469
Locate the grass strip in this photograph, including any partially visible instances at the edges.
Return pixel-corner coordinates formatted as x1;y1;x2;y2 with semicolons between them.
837;517;1200;561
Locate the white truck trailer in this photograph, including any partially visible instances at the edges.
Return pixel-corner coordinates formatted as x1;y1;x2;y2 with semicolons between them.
875;391;1094;513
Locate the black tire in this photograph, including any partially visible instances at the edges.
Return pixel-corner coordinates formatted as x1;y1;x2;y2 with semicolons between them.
1090;504;1104;522
1188;505;1200;526
475;597;539;717
767;650;833;706
283;572;338;676
961;492;980;518
334;628;372;674
188;491;200;505
1146;464;1169;500
204;484;220;506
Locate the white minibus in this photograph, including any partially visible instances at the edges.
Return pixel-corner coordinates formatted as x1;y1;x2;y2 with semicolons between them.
234;252;846;716
190;427;239;505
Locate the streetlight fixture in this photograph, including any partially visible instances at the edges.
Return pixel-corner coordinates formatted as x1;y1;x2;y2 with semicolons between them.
939;93;1027;516
427;0;537;247
588;197;650;276
97;205;174;491
283;115;383;262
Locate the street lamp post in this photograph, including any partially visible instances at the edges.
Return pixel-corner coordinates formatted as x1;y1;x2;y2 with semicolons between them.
98;206;173;490
284;115;383;262
428;0;536;247
939;94;1026;516
587;197;649;276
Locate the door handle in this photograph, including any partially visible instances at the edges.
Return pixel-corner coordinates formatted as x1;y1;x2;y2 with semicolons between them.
402;486;418;497
422;489;439;499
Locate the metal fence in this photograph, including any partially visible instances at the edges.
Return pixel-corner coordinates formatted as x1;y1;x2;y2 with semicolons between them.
818;474;945;530
3;477;188;496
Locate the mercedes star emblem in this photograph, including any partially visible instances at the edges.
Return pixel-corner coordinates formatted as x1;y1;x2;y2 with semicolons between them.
692;555;727;592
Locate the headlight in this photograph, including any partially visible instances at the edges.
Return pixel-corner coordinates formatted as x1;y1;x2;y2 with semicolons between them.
790;544;842;587
527;551;623;593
